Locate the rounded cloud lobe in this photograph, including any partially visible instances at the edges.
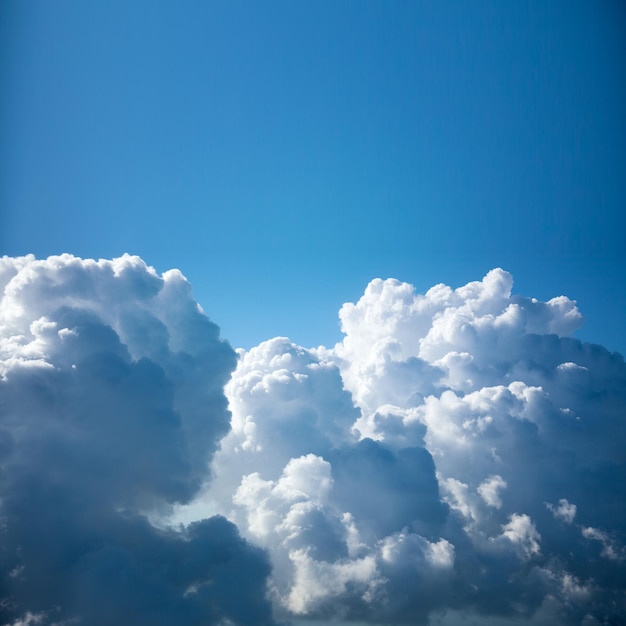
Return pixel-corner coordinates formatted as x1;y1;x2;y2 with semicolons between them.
0;255;278;626
2;257;625;626
207;269;626;625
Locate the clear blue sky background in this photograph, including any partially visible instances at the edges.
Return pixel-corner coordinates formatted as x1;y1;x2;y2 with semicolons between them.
2;1;625;354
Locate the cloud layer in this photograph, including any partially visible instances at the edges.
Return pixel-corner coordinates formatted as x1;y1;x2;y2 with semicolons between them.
1;256;625;625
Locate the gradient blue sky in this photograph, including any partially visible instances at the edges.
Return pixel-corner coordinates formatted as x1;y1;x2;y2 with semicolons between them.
2;0;625;354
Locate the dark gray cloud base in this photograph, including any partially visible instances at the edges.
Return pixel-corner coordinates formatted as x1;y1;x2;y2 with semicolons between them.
0;255;278;625
1;256;625;626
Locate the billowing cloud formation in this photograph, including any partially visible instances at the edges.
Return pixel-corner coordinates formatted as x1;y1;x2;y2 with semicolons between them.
2;257;625;626
202;269;626;625
0;255;278;625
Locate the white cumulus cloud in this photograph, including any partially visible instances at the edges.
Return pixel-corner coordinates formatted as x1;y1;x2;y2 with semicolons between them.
199;267;626;625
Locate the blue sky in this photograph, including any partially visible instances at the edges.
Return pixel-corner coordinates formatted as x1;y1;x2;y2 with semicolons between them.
1;0;625;354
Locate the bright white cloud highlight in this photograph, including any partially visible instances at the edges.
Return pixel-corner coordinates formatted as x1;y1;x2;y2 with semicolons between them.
478;475;507;509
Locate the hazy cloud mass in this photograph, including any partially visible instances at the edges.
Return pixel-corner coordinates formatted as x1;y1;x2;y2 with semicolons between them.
1;255;625;625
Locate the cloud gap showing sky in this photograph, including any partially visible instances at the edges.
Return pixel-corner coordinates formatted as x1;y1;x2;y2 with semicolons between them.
1;254;624;626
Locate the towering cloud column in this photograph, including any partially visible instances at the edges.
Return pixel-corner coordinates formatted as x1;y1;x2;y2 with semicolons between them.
210;268;626;625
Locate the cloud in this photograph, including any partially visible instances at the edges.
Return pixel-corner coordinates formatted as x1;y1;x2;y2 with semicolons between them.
546;499;577;524
198;268;626;625
0;254;279;626
2;257;625;625
478;475;507;509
